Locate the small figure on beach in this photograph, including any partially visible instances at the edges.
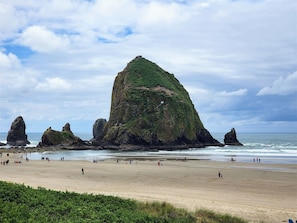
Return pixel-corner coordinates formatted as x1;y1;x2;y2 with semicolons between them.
218;172;221;178
81;168;84;175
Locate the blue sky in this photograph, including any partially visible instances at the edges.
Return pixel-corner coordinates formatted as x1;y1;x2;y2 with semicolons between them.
0;0;296;134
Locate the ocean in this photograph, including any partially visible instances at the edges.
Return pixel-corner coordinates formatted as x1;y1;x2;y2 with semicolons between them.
0;132;296;164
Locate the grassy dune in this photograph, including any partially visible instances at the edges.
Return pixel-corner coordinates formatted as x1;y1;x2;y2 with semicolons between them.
0;181;247;223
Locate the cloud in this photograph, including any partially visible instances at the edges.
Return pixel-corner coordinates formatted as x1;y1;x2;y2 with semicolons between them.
139;1;186;26
0;0;296;133
0;51;38;95
19;26;70;53
218;89;247;96
257;71;297;96
35;77;72;92
0;51;20;69
0;2;26;39
186;85;249;115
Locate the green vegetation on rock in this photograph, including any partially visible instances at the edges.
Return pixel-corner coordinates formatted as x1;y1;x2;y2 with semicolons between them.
125;56;184;92
40;125;84;146
102;56;219;147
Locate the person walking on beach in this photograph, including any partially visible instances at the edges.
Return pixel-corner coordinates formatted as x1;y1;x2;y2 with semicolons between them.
218;172;221;178
81;168;84;175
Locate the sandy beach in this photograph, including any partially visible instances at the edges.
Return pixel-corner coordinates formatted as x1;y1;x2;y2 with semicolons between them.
0;153;296;223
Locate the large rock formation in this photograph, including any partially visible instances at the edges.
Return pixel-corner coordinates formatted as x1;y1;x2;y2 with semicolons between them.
7;116;30;146
99;56;222;149
224;128;243;146
39;123;86;147
92;118;107;141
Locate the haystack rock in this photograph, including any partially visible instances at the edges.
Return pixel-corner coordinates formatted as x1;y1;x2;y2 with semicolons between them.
7;116;30;146
224;128;243;146
99;56;222;149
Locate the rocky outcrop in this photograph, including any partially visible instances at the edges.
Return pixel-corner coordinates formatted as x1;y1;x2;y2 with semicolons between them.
7;116;30;146
98;56;222;149
92;119;107;141
224;128;243;146
197;129;222;146
62;123;73;134
39;124;86;147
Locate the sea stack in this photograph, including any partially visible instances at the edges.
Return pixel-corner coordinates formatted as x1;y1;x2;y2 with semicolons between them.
99;56;222;149
39;124;86;147
224;128;243;146
92;118;107;142
7;116;30;146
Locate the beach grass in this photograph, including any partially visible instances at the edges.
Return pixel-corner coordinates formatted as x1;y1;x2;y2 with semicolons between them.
194;209;248;223
0;181;247;223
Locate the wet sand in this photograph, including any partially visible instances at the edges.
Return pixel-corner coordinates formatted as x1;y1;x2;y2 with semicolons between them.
0;153;296;223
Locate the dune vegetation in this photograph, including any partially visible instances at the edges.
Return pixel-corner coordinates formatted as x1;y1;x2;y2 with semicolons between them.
0;181;247;223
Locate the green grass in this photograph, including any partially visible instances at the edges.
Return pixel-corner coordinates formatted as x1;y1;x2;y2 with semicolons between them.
0;181;247;223
195;209;248;223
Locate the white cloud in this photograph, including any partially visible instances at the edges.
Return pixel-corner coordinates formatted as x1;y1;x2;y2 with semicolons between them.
186;85;248;115
257;71;297;96
35;77;72;91
0;2;26;39
0;52;38;94
19;26;70;53
139;1;186;26
0;0;296;132
218;89;247;97
0;51;20;69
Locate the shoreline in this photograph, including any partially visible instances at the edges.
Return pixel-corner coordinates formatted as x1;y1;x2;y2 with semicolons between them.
1;152;296;223
1;146;296;165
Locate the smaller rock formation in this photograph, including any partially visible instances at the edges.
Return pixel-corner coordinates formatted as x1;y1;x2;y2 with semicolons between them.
62;123;73;134
224;128;243;146
7;116;30;146
92;118;107;141
39;124;86;147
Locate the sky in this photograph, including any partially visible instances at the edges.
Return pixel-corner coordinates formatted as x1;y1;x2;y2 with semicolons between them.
0;0;296;135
